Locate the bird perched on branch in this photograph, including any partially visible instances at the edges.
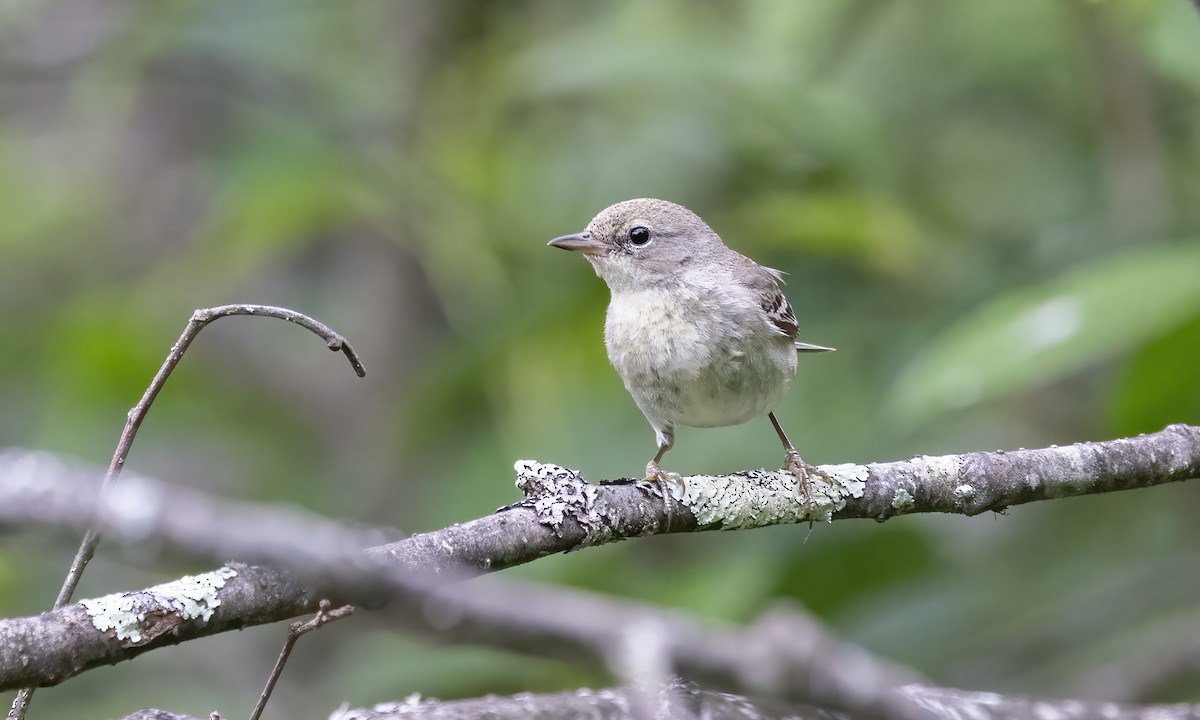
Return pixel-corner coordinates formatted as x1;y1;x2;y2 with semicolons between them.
548;198;833;507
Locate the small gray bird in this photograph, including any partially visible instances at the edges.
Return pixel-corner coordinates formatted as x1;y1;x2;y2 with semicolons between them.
548;198;833;501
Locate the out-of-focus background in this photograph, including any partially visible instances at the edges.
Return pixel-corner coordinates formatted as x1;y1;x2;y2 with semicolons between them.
1;1;1199;717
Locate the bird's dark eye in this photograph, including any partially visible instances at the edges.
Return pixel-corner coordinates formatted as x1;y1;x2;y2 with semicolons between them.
629;226;651;247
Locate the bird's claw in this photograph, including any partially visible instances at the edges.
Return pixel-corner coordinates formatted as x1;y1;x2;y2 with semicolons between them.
645;460;685;497
784;450;832;526
645;460;683;532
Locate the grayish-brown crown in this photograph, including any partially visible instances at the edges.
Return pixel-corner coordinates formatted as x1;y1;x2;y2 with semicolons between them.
586;198;723;256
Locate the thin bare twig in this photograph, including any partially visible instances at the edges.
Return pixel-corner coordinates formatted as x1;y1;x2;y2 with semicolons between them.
56;305;363;607
7;304;364;720
250;600;355;720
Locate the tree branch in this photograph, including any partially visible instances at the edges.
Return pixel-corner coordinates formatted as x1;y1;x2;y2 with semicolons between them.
376;424;1200;573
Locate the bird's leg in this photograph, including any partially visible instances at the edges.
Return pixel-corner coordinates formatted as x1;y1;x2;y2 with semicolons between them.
644;427;681;488
645;444;684;493
769;412;831;525
644;429;681;531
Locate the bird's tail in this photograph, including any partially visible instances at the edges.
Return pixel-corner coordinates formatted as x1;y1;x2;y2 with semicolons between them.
795;341;836;353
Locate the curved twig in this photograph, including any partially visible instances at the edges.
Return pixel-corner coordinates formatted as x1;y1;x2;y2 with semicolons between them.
250;601;355;720
7;304;364;720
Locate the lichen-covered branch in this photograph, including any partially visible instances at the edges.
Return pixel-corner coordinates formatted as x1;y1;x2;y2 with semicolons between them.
0;563;313;689
381;423;1200;573
668;422;1200;527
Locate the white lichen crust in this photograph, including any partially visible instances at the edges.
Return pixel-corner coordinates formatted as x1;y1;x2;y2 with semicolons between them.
891;488;915;511
514;460;604;537
81;566;238;643
911;454;961;491
674;463;868;529
953;483;976;510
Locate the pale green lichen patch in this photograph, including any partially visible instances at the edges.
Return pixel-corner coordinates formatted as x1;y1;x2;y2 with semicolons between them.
911;454;961;489
824;463;868;499
81;566;238;643
674;463;868;529
892;488;915;511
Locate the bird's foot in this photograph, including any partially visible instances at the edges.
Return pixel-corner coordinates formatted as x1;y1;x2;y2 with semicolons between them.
645;460;683;532
645;460;685;495
784;450;833;526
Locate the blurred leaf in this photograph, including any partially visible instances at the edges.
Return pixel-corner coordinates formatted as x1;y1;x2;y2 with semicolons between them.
889;243;1200;423
728;190;928;275
1107;312;1200;436
208;122;360;261
771;524;933;618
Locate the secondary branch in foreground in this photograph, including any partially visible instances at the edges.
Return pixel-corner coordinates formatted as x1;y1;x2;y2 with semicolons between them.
0;452;912;718
120;679;1200;720
0;425;1196;698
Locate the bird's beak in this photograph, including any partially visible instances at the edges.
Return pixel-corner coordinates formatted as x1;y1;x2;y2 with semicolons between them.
548;231;606;256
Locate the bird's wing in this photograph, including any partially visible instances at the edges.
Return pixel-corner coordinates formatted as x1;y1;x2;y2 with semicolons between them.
736;258;799;339
760;282;800;339
738;256;835;352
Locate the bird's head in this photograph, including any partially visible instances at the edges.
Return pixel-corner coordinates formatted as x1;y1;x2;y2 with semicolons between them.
547;198;721;292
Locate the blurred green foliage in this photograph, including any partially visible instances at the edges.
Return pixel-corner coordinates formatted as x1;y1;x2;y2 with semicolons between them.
1;0;1198;717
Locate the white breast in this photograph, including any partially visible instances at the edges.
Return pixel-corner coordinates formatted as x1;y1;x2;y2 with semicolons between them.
603;286;797;429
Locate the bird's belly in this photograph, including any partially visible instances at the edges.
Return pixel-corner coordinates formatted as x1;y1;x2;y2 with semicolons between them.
668;358;790;428
604;288;797;429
